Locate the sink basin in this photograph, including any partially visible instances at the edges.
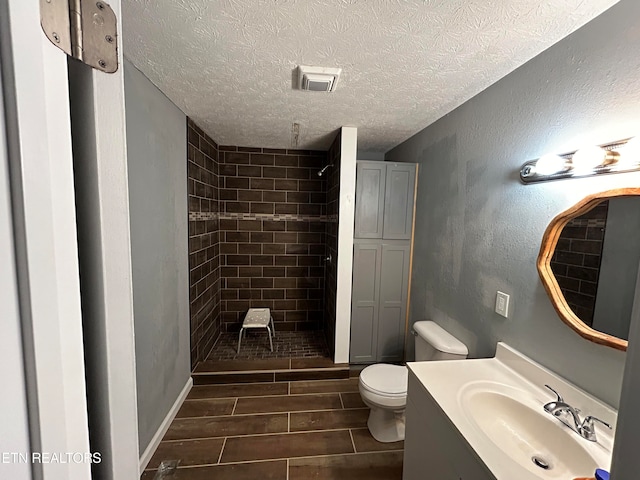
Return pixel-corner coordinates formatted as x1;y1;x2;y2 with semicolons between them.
461;384;598;479
407;344;615;480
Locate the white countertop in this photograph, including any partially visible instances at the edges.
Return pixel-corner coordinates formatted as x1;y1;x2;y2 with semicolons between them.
407;343;616;480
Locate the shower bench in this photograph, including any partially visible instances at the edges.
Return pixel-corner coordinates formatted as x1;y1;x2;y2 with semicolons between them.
237;307;276;354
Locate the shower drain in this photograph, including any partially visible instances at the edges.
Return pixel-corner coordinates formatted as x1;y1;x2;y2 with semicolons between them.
531;455;551;470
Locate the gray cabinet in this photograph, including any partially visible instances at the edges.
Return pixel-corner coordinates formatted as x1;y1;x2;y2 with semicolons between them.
354;162;386;238
350;240;411;363
354;161;415;240
378;243;410;361
351;160;416;363
383;164;416;240
404;370;495;480
350;243;382;363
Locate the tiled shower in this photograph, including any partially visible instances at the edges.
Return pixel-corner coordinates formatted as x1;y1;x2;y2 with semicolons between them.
187;119;340;369
187;120;222;366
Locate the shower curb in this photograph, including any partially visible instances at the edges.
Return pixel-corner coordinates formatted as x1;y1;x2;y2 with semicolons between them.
192;360;350;385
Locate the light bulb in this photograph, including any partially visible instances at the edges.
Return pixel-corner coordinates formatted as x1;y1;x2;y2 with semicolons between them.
572;146;606;173
535;154;567;175
618;137;640;167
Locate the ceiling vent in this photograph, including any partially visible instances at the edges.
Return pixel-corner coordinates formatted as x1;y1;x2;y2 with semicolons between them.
297;65;342;92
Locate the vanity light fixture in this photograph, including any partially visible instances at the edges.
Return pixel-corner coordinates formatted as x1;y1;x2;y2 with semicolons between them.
520;137;640;183
534;154;570;175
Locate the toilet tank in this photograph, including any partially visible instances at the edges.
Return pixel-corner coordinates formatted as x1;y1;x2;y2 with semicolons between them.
413;321;468;361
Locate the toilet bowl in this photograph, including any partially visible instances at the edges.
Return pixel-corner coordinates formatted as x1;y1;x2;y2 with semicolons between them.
359;363;408;442
358;321;468;442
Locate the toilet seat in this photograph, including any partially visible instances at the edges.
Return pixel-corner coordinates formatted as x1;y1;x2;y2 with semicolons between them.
359;364;408;397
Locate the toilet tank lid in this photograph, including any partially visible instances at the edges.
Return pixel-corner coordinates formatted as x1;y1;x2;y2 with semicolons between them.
413;321;468;356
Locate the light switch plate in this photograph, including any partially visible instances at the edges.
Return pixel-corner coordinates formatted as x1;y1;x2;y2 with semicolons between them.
495;291;510;318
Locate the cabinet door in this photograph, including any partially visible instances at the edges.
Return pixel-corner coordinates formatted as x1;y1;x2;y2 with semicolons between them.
350;243;382;363
383;164;416;240
404;398;460;480
354;161;386;239
404;374;496;480
377;243;410;362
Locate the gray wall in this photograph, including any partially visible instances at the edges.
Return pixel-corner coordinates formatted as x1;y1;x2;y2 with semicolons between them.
357;150;385;161
610;259;640;477
124;59;190;452
593;197;640;339
386;0;640;408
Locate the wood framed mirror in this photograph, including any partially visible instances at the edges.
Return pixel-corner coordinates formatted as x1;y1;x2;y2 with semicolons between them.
538;188;640;351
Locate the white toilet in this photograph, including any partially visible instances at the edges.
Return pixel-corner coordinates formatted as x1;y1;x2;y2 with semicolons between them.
358;320;468;443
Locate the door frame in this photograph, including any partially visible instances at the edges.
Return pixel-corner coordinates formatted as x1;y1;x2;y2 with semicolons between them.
0;1;92;479
0;30;32;480
1;0;139;478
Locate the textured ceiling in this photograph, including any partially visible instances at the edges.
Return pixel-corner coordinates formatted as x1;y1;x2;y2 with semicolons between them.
123;0;619;152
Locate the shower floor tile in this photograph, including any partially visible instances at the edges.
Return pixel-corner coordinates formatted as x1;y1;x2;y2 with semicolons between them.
206;330;330;361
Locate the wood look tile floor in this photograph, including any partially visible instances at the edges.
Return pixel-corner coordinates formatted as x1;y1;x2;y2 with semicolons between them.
142;377;403;479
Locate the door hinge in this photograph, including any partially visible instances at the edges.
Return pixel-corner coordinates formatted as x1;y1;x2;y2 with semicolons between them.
40;0;118;73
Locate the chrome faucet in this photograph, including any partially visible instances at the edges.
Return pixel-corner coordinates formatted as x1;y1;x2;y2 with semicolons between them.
543;385;612;442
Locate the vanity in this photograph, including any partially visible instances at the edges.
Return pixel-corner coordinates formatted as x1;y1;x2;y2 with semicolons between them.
403;343;616;480
402;188;640;479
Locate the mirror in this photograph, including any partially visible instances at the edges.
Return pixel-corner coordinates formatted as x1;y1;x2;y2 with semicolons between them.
538;188;640;351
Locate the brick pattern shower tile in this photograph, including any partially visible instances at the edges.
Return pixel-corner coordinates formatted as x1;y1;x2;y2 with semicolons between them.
188;118;222;368
187;127;338;367
218;148;329;333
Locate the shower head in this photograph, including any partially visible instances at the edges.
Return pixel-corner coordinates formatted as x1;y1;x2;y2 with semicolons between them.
317;164;334;177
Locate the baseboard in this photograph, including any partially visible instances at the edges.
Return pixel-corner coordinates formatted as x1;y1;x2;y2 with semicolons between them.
139;376;193;475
